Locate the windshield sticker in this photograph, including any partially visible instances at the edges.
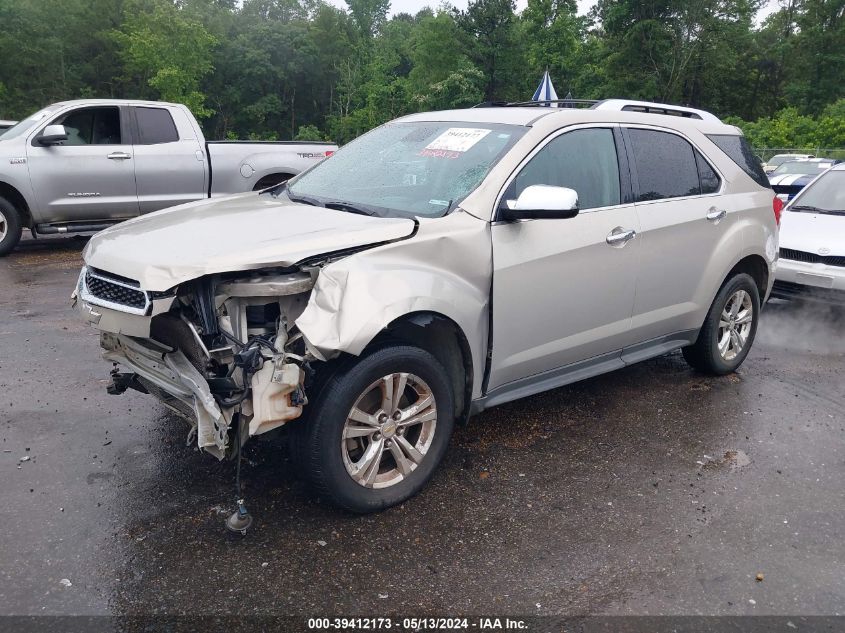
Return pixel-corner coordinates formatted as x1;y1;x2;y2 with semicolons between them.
425;128;492;153
419;148;462;159
428;199;449;206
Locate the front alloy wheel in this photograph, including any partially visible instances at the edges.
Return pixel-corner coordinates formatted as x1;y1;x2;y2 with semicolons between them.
342;373;437;488
297;345;455;513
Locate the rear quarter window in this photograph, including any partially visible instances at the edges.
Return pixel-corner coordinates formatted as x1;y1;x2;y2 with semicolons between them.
706;134;770;189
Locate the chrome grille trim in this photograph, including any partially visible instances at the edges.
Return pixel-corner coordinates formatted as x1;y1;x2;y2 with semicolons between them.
79;267;151;315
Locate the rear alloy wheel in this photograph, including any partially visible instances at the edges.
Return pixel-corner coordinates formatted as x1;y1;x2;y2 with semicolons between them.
0;196;23;256
717;289;754;361
683;273;760;375
299;346;455;513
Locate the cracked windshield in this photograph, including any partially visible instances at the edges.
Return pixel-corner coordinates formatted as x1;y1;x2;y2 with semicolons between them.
288;122;525;218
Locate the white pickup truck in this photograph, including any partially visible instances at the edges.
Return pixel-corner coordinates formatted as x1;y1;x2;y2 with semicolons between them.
0;99;337;254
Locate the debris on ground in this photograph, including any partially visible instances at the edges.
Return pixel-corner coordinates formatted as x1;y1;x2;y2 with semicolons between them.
59;579;72;588
19;456;30;462
317;540;327;547
701;450;751;471
756;573;764;582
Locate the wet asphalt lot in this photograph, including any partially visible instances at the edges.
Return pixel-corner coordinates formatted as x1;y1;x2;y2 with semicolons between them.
1;235;844;620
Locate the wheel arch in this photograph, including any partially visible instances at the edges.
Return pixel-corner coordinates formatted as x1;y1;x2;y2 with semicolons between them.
370;311;474;425
723;254;769;301
0;181;33;228
251;172;295;191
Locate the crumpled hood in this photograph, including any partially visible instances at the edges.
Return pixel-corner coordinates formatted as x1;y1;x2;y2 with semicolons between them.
83;193;416;291
780;210;845;256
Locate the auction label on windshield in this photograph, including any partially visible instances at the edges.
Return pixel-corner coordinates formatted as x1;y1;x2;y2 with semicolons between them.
425;127;491;153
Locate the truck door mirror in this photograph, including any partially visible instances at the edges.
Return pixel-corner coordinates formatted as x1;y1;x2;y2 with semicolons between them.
500;185;580;221
38;124;68;146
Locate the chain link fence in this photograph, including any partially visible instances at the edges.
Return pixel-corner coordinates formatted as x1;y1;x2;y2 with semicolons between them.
754;148;845;161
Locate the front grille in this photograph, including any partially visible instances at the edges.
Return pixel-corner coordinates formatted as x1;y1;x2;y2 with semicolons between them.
85;271;148;310
779;248;845;267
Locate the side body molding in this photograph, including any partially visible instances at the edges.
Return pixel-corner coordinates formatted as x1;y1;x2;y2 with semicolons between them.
296;210;492;399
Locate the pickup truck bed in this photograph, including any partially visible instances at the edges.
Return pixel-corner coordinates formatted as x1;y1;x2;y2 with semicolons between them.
206;140;335;196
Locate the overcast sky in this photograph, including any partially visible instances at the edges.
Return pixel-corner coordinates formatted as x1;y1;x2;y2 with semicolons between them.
326;0;778;23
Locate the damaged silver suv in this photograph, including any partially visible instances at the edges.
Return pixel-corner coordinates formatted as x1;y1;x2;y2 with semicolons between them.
74;100;779;513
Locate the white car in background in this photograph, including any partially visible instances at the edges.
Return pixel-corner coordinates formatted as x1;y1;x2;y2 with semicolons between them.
762;153;815;174
772;163;845;303
768;158;839;202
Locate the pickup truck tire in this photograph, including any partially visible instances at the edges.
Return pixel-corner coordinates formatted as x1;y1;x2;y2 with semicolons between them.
683;273;760;375
297;345;455;513
0;196;23;256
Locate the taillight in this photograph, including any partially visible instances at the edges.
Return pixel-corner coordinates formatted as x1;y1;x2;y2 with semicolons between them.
772;196;784;226
325;150;334;157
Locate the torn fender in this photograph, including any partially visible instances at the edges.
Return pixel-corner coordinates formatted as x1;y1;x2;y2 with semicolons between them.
296;210;492;399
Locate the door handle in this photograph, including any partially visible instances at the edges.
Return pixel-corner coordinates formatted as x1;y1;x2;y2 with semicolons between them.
107;152;132;160
606;227;637;246
706;207;727;222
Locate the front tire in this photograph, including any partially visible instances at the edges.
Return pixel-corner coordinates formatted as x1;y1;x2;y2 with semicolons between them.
0;196;23;256
683;273;760;375
298;345;455;513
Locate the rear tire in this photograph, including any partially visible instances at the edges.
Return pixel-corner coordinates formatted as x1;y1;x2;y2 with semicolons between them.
296;345;455;513
0;196;23;256
683;273;760;375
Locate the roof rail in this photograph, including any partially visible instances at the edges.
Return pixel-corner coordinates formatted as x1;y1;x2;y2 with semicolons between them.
472;99;598;108
590;99;721;122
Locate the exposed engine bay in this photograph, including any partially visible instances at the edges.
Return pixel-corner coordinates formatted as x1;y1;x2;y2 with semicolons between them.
85;266;321;460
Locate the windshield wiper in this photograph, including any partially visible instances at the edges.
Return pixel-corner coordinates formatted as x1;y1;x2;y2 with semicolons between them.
324;201;378;217
287;192;324;207
789;204;845;215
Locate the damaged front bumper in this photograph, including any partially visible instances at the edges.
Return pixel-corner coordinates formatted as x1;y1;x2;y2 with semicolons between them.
73;266;311;460
101;333;232;458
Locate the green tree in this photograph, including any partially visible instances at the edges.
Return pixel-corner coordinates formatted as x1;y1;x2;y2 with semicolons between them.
454;0;523;101
113;0;217;118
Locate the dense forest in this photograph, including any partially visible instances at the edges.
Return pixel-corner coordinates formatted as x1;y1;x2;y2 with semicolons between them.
0;0;843;148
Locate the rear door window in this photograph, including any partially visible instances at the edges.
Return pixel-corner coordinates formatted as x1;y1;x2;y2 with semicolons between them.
134;107;179;145
706;134;770;188
627;129;700;201
509;127;621;210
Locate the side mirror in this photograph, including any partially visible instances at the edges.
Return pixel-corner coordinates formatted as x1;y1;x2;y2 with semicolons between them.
500;185;579;221
38;124;68;146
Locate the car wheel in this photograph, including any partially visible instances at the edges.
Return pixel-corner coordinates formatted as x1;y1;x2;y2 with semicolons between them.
0;196;23;256
298;345;455;513
683;273;760;375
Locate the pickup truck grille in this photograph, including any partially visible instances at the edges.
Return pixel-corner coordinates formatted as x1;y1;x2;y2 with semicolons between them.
780;248;845;267
84;270;149;312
